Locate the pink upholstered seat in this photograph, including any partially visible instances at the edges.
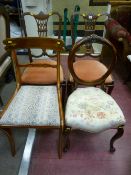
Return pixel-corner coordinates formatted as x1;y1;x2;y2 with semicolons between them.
69;59;113;83
22;60;64;84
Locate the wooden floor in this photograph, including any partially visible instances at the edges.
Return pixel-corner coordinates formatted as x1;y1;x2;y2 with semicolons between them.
28;59;131;175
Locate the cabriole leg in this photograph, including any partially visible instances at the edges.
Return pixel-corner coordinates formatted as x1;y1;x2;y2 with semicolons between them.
107;84;114;95
110;126;124;153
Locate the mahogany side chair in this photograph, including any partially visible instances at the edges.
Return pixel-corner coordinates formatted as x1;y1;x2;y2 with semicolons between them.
68;12;114;95
0;37;65;159
64;34;126;153
22;11;66;107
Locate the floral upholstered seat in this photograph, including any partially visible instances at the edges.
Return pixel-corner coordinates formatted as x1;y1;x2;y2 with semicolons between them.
65;87;126;133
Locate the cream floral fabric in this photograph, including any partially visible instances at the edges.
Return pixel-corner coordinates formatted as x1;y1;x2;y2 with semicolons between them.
65;87;126;133
0;86;60;126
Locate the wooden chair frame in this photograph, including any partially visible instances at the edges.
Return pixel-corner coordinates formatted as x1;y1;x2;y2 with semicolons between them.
64;34;124;153
1;37;65;158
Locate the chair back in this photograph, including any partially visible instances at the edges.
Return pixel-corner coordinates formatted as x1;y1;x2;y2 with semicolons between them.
4;37;64;86
68;34;117;86
70;12;109;59
23;11;62;59
71;12;109;45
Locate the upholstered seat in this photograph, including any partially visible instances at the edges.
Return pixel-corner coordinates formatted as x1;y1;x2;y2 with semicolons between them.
21;60;64;84
69;60;113;83
0;86;60;126
65;87;125;133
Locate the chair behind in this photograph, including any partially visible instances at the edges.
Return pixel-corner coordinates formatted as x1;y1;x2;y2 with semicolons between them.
22;12;66;108
68;13;114;95
71;12;109;52
23;11;62;60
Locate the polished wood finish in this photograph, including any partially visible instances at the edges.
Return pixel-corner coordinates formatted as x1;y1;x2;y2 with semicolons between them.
110;126;124;152
2;37;65;158
23;11;62;59
4;37;64;52
71;12;108;46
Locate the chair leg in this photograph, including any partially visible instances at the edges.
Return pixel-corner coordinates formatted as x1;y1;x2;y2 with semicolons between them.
63;127;71;152
67;82;74;97
58;128;63;159
107;84;114;95
1;128;16;156
61;82;66;112
110;126;124;153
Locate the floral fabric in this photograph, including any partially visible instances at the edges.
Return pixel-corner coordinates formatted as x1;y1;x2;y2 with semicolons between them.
0;86;60;126
65;87;126;133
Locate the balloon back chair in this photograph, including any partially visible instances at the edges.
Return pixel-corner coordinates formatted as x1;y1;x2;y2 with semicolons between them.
22;11;66;107
69;12;114;95
0;37;65;159
64;34;126;153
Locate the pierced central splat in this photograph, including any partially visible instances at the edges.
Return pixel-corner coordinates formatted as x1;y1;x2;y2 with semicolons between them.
23;11;62;58
34;11;49;37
